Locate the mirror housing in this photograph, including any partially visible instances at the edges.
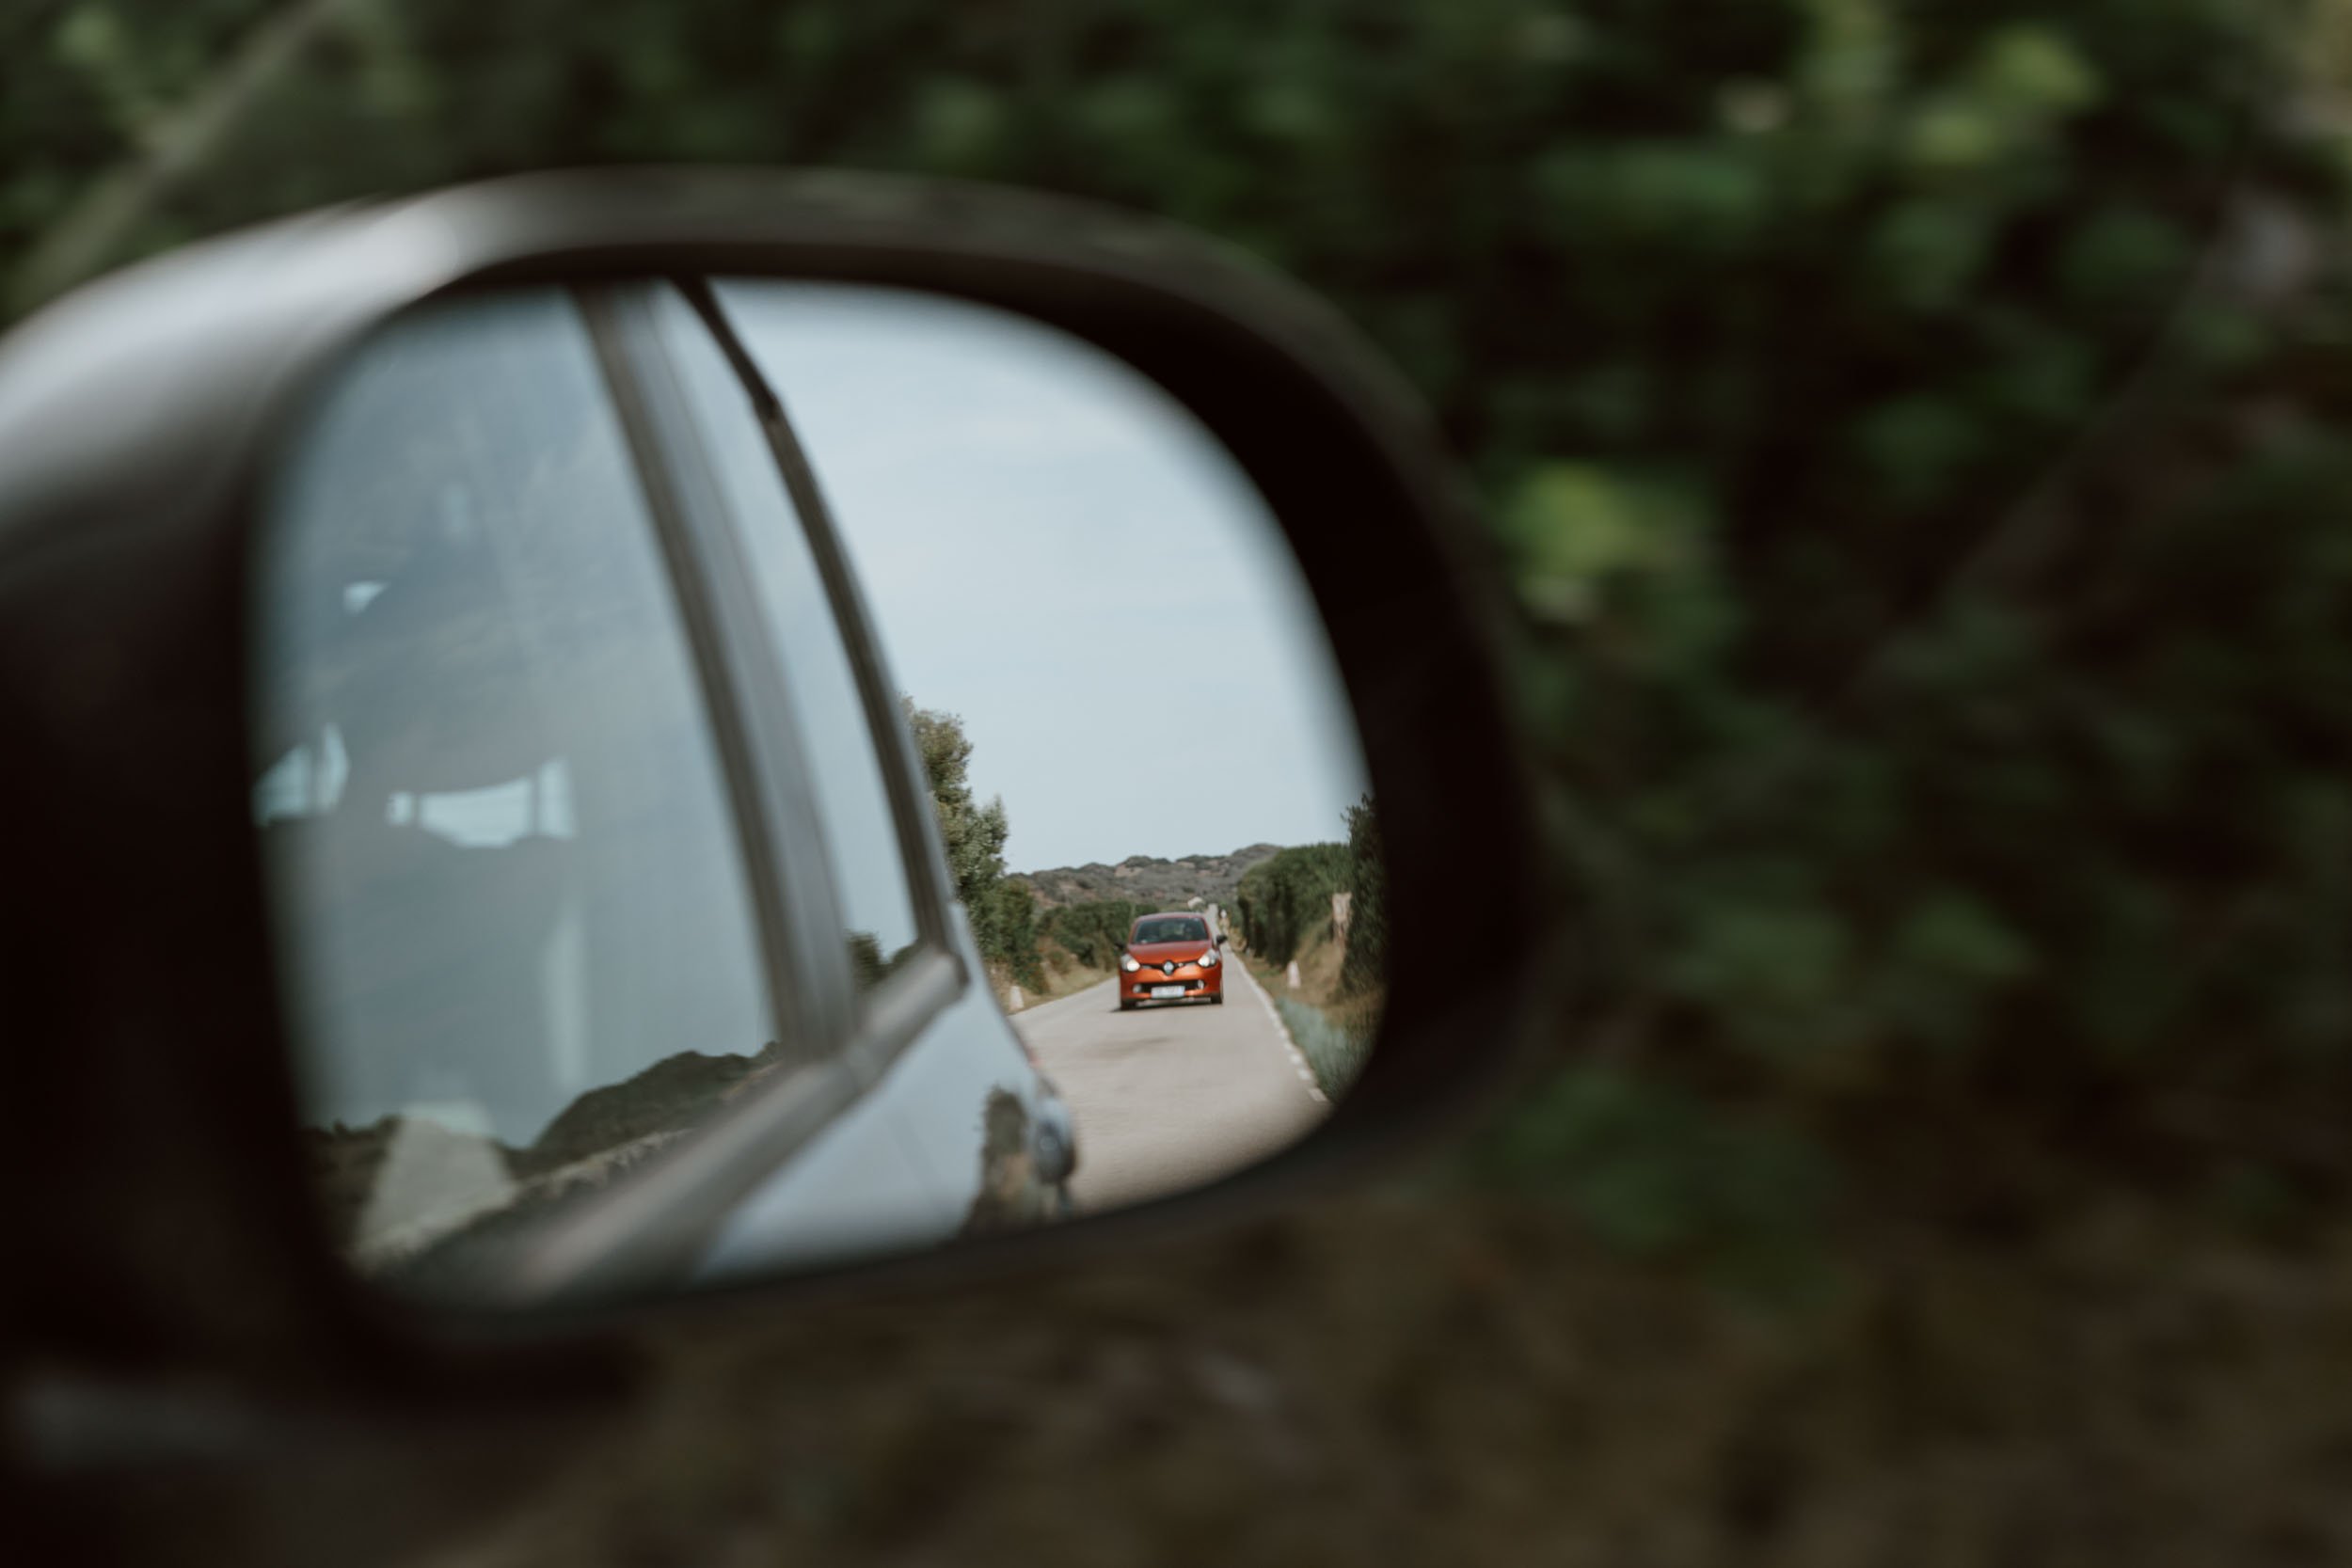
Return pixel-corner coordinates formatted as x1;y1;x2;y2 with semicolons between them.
0;166;1553;1422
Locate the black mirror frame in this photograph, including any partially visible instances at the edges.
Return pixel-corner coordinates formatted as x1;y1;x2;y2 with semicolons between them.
0;167;1555;1425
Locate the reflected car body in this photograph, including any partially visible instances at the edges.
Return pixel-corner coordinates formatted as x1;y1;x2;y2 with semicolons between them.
1118;911;1227;1009
694;899;1079;1281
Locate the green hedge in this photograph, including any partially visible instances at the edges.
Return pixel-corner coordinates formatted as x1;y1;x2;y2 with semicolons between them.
1233;843;1352;967
1036;899;1152;973
1340;795;1386;998
970;878;1043;991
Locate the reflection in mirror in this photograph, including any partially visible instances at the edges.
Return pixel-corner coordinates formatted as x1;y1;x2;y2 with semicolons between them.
251;277;1378;1308
253;289;796;1300
705;280;1377;1224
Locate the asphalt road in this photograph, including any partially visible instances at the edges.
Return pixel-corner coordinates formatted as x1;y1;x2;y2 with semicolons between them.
1012;962;1328;1213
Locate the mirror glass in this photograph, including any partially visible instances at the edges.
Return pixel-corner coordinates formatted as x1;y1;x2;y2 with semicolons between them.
249;277;1381;1307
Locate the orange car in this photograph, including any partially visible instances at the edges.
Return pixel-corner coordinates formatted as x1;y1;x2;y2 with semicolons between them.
1117;911;1228;1009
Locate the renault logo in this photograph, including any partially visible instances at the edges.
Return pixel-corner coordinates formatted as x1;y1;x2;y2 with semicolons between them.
1161;960;1176;974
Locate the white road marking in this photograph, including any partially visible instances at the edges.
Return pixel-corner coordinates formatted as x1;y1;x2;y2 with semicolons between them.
1232;956;1328;1105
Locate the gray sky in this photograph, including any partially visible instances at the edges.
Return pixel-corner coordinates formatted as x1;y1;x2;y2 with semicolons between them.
717;281;1368;873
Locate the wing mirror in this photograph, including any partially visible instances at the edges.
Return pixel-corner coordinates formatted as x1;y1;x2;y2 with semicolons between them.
0;169;1549;1399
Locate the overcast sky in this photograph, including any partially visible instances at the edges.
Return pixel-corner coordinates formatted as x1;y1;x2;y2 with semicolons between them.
717;281;1367;873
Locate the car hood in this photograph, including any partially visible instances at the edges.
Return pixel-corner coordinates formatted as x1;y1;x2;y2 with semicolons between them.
1127;941;1216;964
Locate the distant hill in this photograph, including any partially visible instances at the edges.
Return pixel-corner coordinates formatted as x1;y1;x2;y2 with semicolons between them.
1015;844;1283;913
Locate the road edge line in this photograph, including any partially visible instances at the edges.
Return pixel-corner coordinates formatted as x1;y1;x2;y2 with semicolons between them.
1232;958;1329;1106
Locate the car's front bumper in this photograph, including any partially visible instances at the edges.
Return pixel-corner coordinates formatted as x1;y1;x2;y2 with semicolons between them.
1121;967;1224;1003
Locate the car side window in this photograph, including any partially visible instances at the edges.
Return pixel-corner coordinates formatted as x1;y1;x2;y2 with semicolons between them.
251;287;786;1274
653;285;926;997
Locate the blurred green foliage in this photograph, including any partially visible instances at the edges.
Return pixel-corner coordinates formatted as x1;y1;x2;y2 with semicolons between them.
11;0;2352;1289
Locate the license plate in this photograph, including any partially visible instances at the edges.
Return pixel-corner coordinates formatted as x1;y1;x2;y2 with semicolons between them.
1152;985;1185;1000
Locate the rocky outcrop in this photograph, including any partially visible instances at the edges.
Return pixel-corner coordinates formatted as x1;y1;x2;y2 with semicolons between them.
1020;844;1282;914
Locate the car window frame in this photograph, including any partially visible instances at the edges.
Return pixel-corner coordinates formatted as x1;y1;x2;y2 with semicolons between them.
246;278;821;1255
458;278;972;1306
667;277;963;983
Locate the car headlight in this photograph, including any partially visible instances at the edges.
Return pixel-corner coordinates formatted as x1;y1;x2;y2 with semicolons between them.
1120;954;1140;973
1199;948;1219;968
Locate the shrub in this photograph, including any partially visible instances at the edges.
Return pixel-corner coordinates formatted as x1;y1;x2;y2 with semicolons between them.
1341;794;1387;997
1233;843;1352;967
971;878;1044;991
1037;899;1151;973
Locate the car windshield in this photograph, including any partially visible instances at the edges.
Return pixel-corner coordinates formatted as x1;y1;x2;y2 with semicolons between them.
1133;917;1210;946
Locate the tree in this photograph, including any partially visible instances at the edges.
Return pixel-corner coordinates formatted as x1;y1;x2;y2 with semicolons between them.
902;697;1039;987
902;697;1008;909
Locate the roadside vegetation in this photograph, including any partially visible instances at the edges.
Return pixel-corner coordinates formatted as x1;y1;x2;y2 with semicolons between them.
1034;899;1157;972
1232;844;1352;967
1021;926;1111;1006
902;700;1040;994
1235;795;1387;1097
